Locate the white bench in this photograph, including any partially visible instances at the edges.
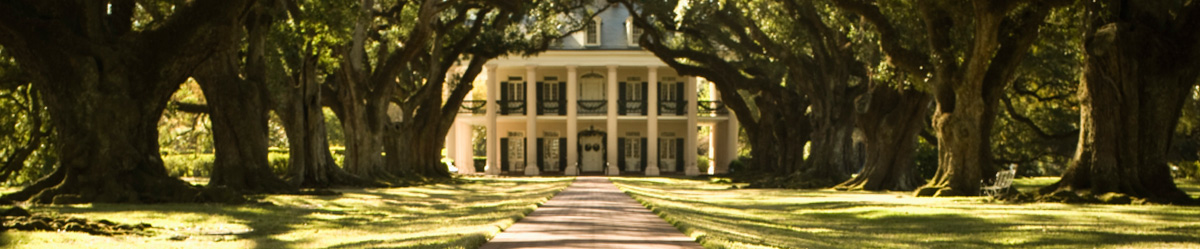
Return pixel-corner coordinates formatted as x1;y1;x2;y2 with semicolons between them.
981;165;1017;197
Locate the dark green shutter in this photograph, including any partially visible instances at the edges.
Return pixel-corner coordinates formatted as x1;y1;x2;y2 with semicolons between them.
558;82;567;115
576;135;583;169
676;82;686;115
617;138;626;172
559;138;567;171
640;82;649;115
500;138;509;172
677;138;685;172
499;82;510;115
536;82;544;115
656;83;662;115
537;138;545;172
640;137;648;172
618;82;627;115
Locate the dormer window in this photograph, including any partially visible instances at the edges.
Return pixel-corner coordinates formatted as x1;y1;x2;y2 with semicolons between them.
626;17;643;46
585;18;602;46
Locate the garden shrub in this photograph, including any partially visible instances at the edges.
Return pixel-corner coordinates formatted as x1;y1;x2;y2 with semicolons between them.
162;154;213;177
268;152;290;176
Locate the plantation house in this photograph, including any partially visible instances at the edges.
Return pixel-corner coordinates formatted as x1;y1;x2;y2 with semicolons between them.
444;5;739;176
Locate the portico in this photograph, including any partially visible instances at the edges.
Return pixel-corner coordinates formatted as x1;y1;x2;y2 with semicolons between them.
450;50;733;176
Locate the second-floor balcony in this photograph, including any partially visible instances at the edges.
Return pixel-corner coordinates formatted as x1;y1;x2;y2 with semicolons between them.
578;100;606;115
659;100;686;115
459;100;487;114
539;99;566;115
499;100;526;115
618;100;646;115
698;100;728;115
464;99;729;117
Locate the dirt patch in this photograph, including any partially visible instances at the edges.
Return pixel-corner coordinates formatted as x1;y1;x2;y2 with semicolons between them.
1;206;153;236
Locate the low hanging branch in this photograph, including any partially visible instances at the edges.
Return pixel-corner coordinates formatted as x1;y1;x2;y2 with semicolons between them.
1000;94;1078;140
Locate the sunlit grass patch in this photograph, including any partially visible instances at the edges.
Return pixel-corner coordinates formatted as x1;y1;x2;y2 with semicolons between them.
3;177;573;249
612;177;1200;249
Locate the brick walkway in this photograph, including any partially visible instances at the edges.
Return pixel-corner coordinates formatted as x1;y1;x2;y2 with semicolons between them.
480;177;703;249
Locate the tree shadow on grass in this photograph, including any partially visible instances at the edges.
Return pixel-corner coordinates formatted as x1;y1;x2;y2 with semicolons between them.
33;178;571;249
47;203;313;249
618;178;1200;249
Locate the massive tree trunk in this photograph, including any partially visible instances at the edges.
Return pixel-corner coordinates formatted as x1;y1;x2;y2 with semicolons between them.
1041;3;1200;203
196;57;292;193
274;49;371;188
386;124;451;179
798;90;857;186
834;0;1064;197
837;86;930;191
0;0;252;203
917;86;997;196
195;10;293;193
5;56;204;203
741;98;812;179
335;94;391;179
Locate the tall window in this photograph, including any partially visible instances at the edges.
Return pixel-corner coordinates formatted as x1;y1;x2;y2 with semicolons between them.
626;17;643;46
585;18;602;46
505;82;525;101
543;82;560;101
661;139;675;159
662;83;679;101
580;73;605;100
626;83;642;101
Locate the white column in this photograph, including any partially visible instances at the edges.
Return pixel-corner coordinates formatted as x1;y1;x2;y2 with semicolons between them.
485;64;500;175
565;65;580;175
645;66;660;176
446;122;457;172
685;76;700;176
726;111;740;174
605;65;620;175
525;65;540;176
456;122;474;174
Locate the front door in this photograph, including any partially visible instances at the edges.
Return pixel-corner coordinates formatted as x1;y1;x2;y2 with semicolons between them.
579;135;604;172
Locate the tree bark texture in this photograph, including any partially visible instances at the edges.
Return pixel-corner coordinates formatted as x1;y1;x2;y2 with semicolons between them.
837;86;930;191
194;50;292;193
798;70;861;187
194;7;294;193
274;49;371;188
325;0;440;181
1042;2;1200;203
834;0;1062;196
334;91;391;179
0;0;252;203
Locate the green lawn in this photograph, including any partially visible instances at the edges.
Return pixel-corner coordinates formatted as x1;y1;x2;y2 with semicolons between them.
612;177;1200;249
2;177;572;249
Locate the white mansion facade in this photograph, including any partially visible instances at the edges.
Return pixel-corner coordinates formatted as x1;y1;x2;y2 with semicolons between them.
444;5;740;176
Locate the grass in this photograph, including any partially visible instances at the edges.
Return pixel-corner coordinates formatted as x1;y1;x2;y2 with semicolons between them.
612;177;1200;249
1;177;573;249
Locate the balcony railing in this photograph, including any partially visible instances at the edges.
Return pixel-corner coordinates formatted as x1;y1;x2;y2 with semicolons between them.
539;99;566;115
658;100;686;115
577;100;606;115
459;100;486;114
499;100;526;115
618;100;646;115
698;100;728;115
476;99;728;117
